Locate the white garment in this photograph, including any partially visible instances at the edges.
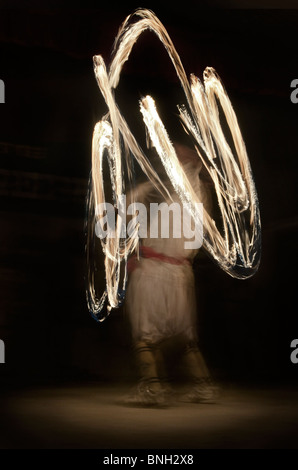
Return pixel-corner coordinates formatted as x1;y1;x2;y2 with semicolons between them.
126;158;206;343
126;256;197;343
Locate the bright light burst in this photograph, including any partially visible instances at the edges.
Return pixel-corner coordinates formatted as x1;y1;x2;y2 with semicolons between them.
85;8;261;321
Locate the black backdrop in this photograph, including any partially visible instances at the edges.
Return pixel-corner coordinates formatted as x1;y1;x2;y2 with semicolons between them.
0;1;297;388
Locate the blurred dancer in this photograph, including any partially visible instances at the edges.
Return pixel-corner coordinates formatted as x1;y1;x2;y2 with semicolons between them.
125;143;219;406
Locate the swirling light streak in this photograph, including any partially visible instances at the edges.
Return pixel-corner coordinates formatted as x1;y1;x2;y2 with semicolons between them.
86;8;261;321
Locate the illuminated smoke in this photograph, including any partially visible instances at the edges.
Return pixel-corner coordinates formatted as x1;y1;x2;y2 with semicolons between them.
86;8;261;320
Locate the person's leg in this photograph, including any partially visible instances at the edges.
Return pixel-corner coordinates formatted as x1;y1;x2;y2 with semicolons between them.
183;340;210;380
181;340;219;403
154;341;174;394
125;340;167;406
134;340;163;393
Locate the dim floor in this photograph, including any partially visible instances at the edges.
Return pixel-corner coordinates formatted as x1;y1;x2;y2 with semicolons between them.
1;382;298;449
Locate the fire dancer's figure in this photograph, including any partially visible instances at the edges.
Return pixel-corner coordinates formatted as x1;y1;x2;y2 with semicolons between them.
87;8;261;409
125;143;219;406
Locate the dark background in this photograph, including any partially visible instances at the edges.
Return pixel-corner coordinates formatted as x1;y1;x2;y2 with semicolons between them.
0;1;297;390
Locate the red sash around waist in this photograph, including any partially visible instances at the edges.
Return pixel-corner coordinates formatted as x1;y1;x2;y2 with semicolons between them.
127;246;191;273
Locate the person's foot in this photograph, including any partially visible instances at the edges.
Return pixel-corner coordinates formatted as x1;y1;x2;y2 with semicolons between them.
180;378;220;404
124;382;169;407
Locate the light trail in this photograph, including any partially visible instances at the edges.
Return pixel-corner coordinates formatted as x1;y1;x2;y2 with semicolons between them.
86;8;261;321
